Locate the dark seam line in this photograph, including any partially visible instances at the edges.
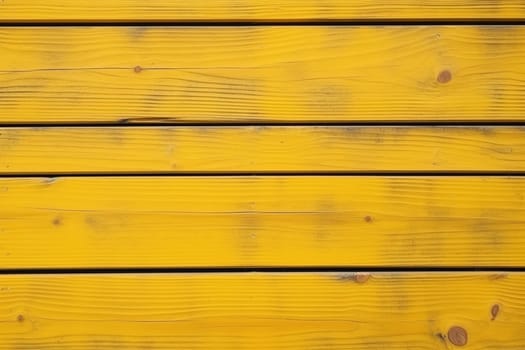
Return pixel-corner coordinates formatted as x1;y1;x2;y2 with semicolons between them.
3;121;525;127
0;172;525;178
1;20;525;27
0;266;521;276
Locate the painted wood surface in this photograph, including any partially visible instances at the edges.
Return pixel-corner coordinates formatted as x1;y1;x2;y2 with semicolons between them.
0;0;524;22
0;272;521;349
1;0;523;346
2;26;525;122
1;126;525;173
0;176;524;268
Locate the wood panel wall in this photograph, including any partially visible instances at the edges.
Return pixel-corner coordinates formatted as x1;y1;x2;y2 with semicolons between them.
0;1;523;348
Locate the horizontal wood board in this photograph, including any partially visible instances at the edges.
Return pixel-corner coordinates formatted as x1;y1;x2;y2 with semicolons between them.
0;272;521;349
0;0;524;22
2;26;525;122
1;126;525;173
0;176;524;268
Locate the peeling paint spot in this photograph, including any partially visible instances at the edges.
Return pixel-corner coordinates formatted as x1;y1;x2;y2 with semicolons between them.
337;272;371;283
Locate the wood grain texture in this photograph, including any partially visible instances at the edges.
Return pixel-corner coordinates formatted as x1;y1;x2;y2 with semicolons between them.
2;126;525;173
1;176;524;268
0;0;524;22
2;26;525;122
0;272;523;349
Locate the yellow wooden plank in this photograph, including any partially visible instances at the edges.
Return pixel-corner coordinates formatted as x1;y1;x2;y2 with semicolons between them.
1;26;525;123
0;272;522;348
2;126;525;173
1;176;524;268
0;0;524;22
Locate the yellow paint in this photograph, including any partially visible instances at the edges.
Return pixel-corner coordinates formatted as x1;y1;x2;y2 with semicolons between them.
1;176;524;268
1;26;525;122
1;126;525;173
0;0;524;22
0;272;522;348
0;0;522;345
